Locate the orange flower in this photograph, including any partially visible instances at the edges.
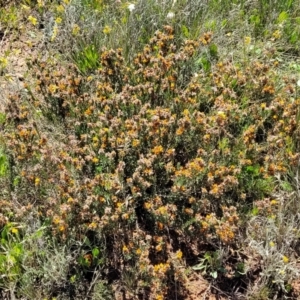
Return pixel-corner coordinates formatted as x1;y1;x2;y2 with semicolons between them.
156;244;162;252
152;145;164;155
157;222;164;230
176;127;184;136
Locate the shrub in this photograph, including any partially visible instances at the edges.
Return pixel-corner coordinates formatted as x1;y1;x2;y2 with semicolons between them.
2;0;300;298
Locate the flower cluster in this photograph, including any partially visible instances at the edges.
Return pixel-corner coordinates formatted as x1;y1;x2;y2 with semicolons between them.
2;25;300;298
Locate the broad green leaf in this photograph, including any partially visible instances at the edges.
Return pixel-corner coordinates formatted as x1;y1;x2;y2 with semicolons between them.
277;11;289;23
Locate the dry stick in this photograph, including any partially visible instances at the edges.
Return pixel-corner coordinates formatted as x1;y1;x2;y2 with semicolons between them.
0;28;8;46
85;267;102;299
211;283;232;299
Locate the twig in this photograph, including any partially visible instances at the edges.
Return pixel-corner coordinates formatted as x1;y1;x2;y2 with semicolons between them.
85;267;102;299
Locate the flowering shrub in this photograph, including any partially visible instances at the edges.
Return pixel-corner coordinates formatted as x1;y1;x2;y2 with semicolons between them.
1;0;300;299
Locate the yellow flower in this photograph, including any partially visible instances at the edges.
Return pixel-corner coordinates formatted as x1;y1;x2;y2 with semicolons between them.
157;206;167;215
152;145;164;155
244;36;251;45
84;107;93;116
122;213;129;220
88;222;97;229
53;216;60;225
59;224;65;232
183;109;189;116
92;157;99;163
11;227;19;234
269;241;275;247
132;139;140;147
144;202;151;209
122;245;129;253
35;177;40;186
0;57;8;68
136;248;141;255
176;250;183;259
48;84;58;94
28;16;38;26
103;26;112;34
22;5;30;11
55;17;62;24
176;127;184;136
72;24;80;36
154;263;170;273
217;110;226;119
51;25;58;42
156;244;162;252
56;4;65;13
270;200;278;205
37;0;44;8
279;269;285;275
282;255;289;264
203;134;210;142
273;30;281;39
67;197;74;204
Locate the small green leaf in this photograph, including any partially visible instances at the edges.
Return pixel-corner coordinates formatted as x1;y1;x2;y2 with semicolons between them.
290;31;299;44
235;262;246;275
250;14;260;26
252;206;259;216
92;247;100;258
280;181;293;192
13;176;21;187
0;154;8;177
245;165;260;176
83;237;91;247
12;244;23;258
204;252;211;260
0;112;6;124
218;138;229;150
211;271;218;278
277;11;289;23
181;25;189;38
221;19;228;28
192;263;206;271
209;44;218;58
196;56;211;72
255;48;262;55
